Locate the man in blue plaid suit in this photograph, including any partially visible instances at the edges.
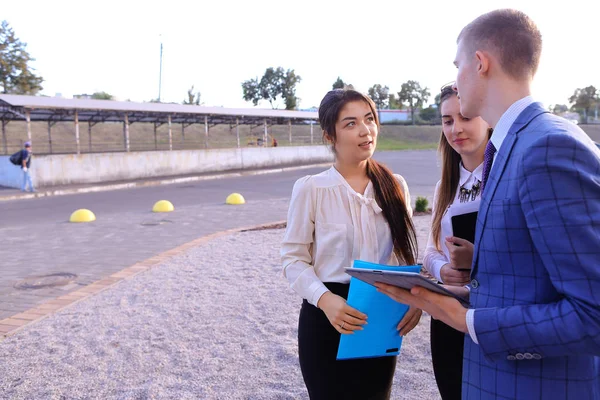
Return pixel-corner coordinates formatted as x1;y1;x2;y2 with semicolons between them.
377;9;600;399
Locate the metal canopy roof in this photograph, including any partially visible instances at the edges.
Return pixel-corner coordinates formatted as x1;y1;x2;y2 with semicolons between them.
0;95;319;125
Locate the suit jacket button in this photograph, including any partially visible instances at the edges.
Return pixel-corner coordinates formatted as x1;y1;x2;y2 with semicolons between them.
532;353;542;360
507;355;516;361
516;353;525;360
524;353;533;360
471;279;479;289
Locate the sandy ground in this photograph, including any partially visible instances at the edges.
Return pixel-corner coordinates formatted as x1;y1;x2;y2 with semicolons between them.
0;217;441;400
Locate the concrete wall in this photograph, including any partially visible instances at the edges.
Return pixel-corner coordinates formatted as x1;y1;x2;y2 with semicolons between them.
0;145;333;188
0;159;25;189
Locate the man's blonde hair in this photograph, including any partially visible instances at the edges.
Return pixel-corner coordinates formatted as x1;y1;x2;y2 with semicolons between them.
458;9;542;80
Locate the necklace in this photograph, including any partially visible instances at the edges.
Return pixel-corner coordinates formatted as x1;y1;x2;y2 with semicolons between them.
458;179;481;203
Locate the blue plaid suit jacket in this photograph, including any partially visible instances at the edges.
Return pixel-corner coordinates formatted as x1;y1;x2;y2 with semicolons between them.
463;103;600;399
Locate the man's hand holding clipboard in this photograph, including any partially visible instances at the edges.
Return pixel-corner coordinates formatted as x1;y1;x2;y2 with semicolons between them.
375;281;470;334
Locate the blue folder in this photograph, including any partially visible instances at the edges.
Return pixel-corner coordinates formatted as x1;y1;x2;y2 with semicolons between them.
336;260;421;360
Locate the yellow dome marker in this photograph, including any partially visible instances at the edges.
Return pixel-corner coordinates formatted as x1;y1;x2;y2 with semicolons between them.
226;193;245;205
152;200;174;213
69;209;96;223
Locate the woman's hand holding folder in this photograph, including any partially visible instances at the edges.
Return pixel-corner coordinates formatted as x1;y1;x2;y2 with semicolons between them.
396;306;422;336
317;291;367;335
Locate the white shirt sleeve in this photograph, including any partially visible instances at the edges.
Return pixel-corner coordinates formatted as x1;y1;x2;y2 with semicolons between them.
466;309;479;344
423;181;447;282
281;176;329;306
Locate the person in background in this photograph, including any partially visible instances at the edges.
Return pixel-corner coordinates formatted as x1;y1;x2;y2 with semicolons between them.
20;141;35;193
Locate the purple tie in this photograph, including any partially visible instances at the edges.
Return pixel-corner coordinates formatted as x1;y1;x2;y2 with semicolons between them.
481;141;497;193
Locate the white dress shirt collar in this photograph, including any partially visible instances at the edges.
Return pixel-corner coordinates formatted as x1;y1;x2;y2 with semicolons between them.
490;96;535;154
459;162;484;187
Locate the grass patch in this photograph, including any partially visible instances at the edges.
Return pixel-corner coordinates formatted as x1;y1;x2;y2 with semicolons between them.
376;138;438;151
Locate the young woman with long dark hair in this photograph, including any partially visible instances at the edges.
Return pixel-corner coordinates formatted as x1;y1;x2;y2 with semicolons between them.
281;89;420;399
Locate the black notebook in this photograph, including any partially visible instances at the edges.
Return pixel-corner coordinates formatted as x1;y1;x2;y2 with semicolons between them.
448;200;480;244
451;211;478;244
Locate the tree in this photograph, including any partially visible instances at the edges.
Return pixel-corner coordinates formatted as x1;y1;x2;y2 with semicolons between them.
259;67;284;108
368;84;389;109
419;106;438;123
0;20;43;94
397;80;430;124
569;86;598;123
434;93;442;119
282;69;301;110
91;91;113;100
242;78;261;106
388;94;401;109
332;76;354;90
241;67;302;110
183;85;201;105
332;77;344;89
550;104;568;114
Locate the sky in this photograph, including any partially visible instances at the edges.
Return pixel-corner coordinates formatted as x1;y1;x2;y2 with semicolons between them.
3;0;599;110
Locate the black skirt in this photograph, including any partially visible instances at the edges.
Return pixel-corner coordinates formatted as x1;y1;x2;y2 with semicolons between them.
430;317;465;400
298;282;397;400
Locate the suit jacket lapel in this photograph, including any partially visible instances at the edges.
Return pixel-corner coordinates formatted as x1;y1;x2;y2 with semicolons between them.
472;102;549;273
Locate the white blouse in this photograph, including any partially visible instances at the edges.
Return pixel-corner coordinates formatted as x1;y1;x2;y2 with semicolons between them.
281;166;412;306
423;162;483;282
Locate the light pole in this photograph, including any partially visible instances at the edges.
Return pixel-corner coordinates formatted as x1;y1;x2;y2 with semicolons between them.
158;35;163;102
